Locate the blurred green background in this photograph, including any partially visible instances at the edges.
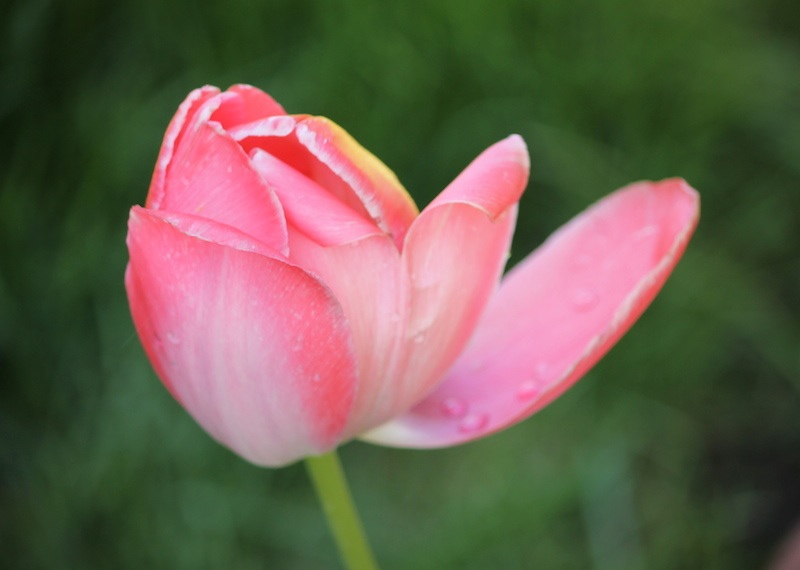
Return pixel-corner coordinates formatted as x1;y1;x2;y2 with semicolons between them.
2;0;799;568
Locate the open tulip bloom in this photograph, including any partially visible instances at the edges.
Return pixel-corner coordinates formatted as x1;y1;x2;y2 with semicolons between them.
126;84;699;567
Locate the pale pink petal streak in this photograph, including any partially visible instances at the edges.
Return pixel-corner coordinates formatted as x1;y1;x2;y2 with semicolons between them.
364;178;700;447
125;208;358;466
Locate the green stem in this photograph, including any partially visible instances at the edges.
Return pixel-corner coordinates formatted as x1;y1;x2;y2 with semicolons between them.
305;450;379;570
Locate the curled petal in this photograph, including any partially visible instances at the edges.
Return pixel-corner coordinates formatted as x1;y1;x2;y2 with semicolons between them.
148;86;220;209
383;205;518;429
295;117;419;247
125;207;357;466
209;84;286;129
231;115;419;247
154;113;289;255
250;149;381;247
364;179;700;447
350;137;529;432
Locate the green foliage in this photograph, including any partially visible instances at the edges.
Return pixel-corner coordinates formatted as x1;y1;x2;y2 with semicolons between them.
2;0;799;567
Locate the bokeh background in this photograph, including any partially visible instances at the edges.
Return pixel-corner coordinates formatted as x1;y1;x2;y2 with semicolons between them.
2;0;800;568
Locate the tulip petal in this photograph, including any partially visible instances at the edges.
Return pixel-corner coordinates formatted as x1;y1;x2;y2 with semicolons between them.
294;117;419;247
364;137;528;430
154;111;289;255
374;204;517;431
230;115;419;247
125;207;357;466
148;86;220;209
285;229;406;437
426;135;530;219
209;84;286;129
250;148;382;246
364;179;699;447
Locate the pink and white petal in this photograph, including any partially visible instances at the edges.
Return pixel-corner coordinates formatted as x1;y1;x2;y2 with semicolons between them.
158;119;289;254
209;84;286;130
364;178;700;447
284;228;406;437
250;149;382;247
294;116;419;247
366;203;517;433
426;135;529;219
125;207;357;466
148;86;221;209
354;136;529;431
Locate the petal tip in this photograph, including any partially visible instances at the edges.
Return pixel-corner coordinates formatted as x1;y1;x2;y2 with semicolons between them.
503;134;530;170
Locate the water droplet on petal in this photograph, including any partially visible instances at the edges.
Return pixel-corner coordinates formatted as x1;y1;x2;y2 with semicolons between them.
534;361;549;378
633;225;658;241
166;332;181;345
571;288;598;312
413;334;425;344
312;373;321;382
458;412;489;434
575;253;592;267
517;380;542;401
440;397;468;418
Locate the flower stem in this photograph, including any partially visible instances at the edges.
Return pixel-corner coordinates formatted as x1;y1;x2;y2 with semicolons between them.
305;450;379;570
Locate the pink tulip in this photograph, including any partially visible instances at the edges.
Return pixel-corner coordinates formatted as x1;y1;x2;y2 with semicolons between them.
125;85;699;467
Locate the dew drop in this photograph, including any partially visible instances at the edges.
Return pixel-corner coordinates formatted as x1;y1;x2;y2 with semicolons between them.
633;225;658;241
413;334;425;344
571;287;598;312
312;373;321;382
535;361;550;379
575;253;592;267
440;397;468;418
166;332;181;345
458;412;489;434
517;380;542;401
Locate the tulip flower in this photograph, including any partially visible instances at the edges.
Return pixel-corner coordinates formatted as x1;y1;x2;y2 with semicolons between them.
126;85;698;568
126;85;699;468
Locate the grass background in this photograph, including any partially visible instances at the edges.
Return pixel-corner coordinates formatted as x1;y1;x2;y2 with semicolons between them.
2;0;800;568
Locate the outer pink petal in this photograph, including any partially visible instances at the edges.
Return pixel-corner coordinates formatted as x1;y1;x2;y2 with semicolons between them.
148;86;220;209
125;207;357;466
284;229;406;438
155;110;289;255
365;178;700;447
